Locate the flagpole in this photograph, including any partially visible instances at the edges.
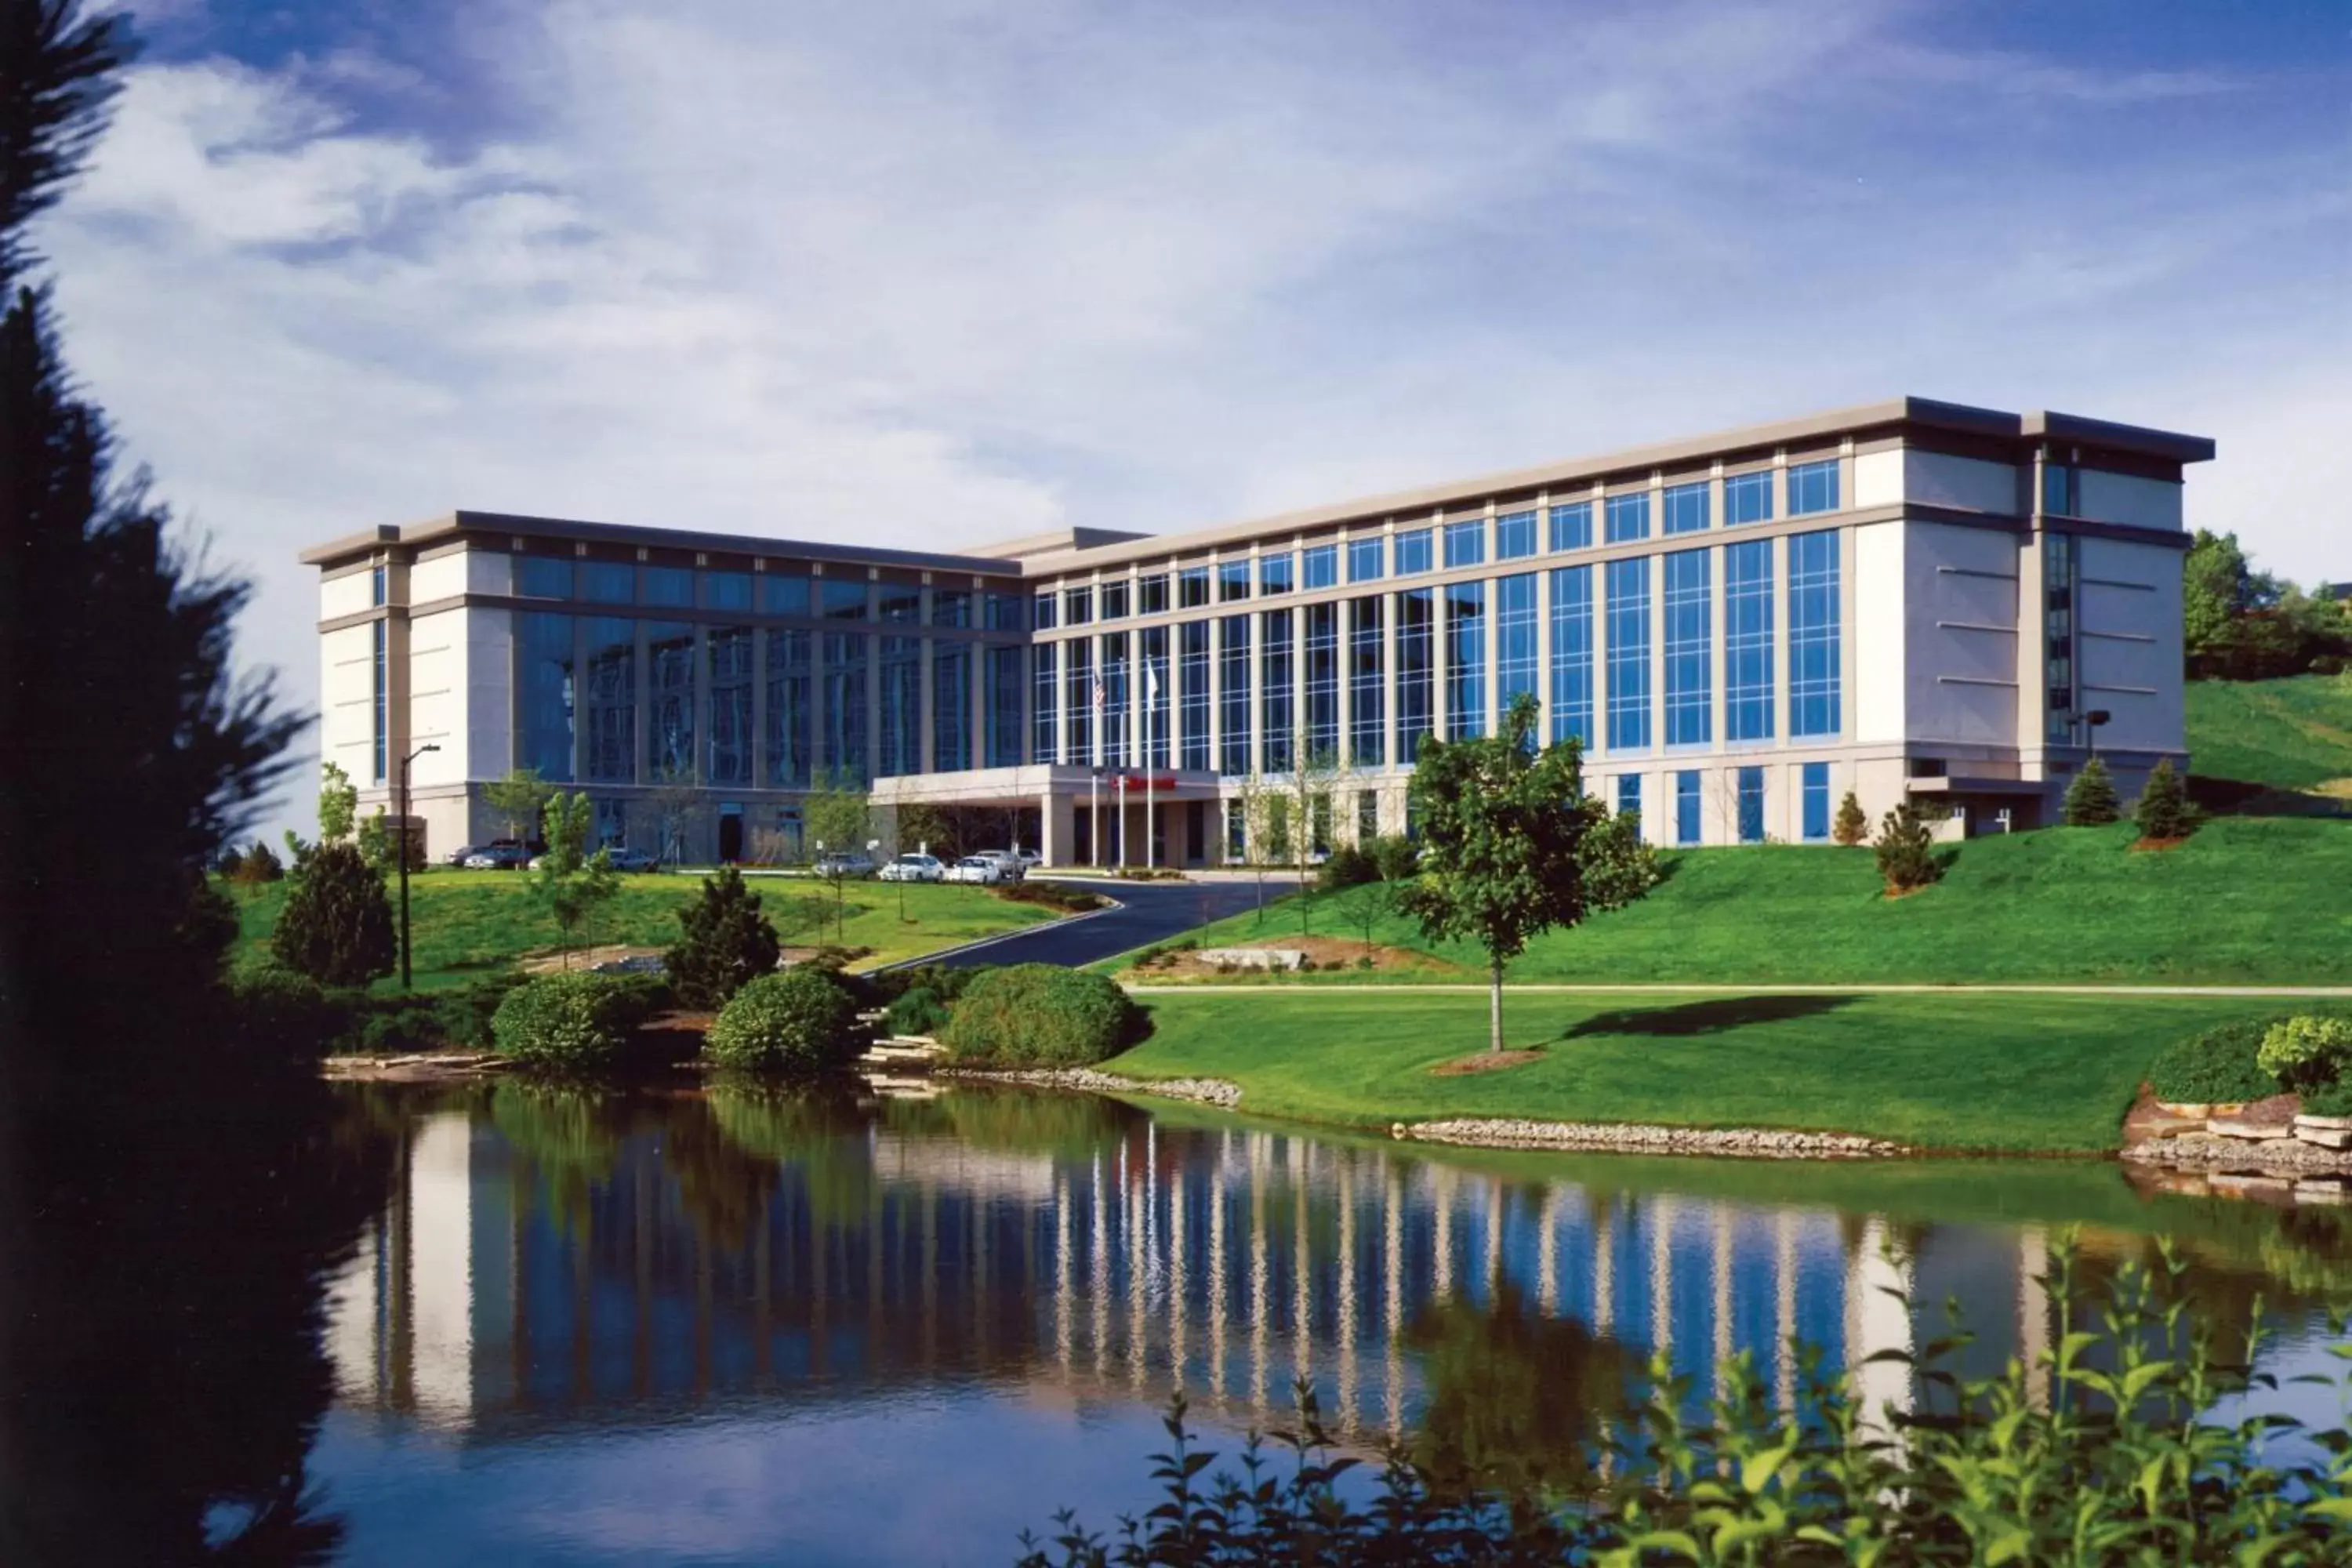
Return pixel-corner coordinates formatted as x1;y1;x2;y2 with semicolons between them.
1145;662;1159;869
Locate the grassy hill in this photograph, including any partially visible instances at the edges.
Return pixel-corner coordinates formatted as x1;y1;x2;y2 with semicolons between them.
2186;673;2352;795
1116;816;2352;985
228;870;1051;991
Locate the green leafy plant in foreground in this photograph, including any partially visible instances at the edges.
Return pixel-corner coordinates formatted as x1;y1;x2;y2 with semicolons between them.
1018;1245;2352;1566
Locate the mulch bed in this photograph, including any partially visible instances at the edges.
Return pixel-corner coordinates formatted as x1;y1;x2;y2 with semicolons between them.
1429;1048;1546;1076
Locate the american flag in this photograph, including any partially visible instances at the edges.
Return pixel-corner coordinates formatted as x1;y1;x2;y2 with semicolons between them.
1092;679;1105;709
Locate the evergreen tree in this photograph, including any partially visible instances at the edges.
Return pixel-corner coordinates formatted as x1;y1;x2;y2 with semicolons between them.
1831;789;1869;847
666;865;782;1008
2063;756;2121;826
2134;757;2196;843
2;0;303;1072
271;842;397;988
1873;802;1940;895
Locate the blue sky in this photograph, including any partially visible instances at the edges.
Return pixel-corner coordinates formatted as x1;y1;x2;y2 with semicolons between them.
40;0;2352;827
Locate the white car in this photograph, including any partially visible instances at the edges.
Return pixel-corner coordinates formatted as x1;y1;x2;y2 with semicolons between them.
877;853;946;883
945;855;1004;885
971;848;1027;881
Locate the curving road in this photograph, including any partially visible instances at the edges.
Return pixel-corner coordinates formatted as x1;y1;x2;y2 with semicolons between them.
897;876;1299;971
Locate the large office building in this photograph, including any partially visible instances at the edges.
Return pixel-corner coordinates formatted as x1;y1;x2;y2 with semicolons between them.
303;396;2211;866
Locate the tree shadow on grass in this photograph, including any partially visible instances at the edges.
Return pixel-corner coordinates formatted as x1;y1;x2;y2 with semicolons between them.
1562;993;1857;1039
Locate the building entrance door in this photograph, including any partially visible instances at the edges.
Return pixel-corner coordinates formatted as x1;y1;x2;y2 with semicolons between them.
718;804;744;863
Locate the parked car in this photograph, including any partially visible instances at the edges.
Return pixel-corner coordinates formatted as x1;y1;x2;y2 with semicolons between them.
1013;848;1043;871
813;851;877;880
945;855;1004;885
462;844;531;870
606;847;660;874
975;848;1028;881
877;853;946;884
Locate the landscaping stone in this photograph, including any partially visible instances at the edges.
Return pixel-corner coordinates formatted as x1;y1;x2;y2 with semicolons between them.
2295;1180;2349;1206
937;1065;1243;1109
2294;1126;2352;1151
2209;1117;2294;1142
1393;1117;1904;1160
2123;1132;2352;1173
1196;947;1305;971
2296;1114;2352;1133
2209;1172;2297;1199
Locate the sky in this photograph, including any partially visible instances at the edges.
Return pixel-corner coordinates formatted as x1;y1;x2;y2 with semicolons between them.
33;0;2352;835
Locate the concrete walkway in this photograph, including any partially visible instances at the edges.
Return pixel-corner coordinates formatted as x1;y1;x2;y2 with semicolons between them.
883;876;1303;971
1123;981;2352;997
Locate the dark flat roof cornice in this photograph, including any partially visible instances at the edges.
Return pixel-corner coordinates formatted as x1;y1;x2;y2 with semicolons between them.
301;509;1023;575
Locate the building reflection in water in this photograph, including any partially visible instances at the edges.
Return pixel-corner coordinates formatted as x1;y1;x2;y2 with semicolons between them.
325;1085;2077;1455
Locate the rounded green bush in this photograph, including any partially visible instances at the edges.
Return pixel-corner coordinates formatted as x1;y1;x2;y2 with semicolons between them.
938;964;1142;1068
704;967;860;1073
2301;1079;2352;1118
2146;1020;2282;1105
492;972;644;1072
884;985;950;1038
2256;1014;2352;1091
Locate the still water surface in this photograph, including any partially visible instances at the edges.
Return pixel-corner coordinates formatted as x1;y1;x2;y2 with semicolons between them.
311;1082;2352;1565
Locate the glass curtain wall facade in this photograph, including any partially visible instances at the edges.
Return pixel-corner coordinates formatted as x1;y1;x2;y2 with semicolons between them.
1549;565;1592;750
519;612;575;781
1142;626;1171;768
648;622;695;780
1348;597;1384;768
1397;589;1433;763
1101;632;1131;768
1260;610;1294;771
1064;637;1094;767
1179;623;1210;770
933;641;971;773
586;619;634;782
822;633;868;781
1662;550;1711;747
767;630;811;787
707;626;753;785
985;644;1024;767
1443;582;1485;742
1305;603;1338;763
1789;531;1842;738
1725;540;1774;742
1218;616;1251;775
1032;643;1058;764
1606;558;1651;751
1497;573;1537;720
879;636;920;777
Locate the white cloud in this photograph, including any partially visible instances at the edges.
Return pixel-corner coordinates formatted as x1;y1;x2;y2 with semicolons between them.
34;0;2349;837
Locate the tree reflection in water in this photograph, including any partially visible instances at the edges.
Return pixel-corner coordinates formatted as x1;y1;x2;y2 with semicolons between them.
1406;1280;1635;1499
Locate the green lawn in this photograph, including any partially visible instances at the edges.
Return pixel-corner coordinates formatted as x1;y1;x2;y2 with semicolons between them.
1109;816;2352;985
1116;989;2311;1152
229;870;1053;991
2185;673;2352;792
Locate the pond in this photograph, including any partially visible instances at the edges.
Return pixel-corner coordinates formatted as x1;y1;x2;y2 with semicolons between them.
289;1081;2352;1565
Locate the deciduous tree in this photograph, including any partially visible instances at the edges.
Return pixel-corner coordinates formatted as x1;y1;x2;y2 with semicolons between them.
484;766;555;845
533;791;618;966
316;760;358;844
1402;693;1648;1054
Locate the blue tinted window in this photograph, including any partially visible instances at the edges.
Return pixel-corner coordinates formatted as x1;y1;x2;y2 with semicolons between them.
370;565;387;607
934;641;971;771
1141;626;1170;768
1218;615;1251;774
1549;565;1592;750
517;557;573;599
762;572;811;615
933;587;973;627
1033;642;1058;762
1802;761;1831;841
1675;770;1700;846
1737;765;1766;843
1605;492;1650;543
1063;637;1093;766
642;567;694;607
584;618;635;782
1063;586;1093;626
878;583;920;623
1395;528;1434;575
1548;502;1592;552
1789;531;1842;737
1724;471;1773;527
1218;561;1251;603
1349;597;1384;767
1397;588;1434;762
985;592;1023;630
646;622;695;779
1033;591;1057;630
1138;574;1169;615
824;631;868;782
1663;550;1711;746
1443;520;1485;569
1305;603;1338;762
768;629;811;787
1178;621;1210;769
519;613;576;781
1303;545;1338;590
1497;573;1537;720
1099;581;1129;620
1348;536;1384;583
1263;551;1299;595
704;571;753;611
1725;539;1775;742
880;635;920;775
985;644;1024;768
1788;459;1839;517
1445;582;1485;741
2042;463;2076;516
1495;510;1537;561
1662;482;1709;535
1261;611;1294;771
822;579;869;620
706;626;753;785
1606;557;1650;751
1178;567;1210;608
371;619;387;782
1616;773;1642;819
583;561;635;604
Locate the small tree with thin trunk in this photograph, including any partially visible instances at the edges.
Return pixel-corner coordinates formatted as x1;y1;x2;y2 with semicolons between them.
802;766;872;942
1831;789;1868;848
1401;693;1643;1054
485;766;557;845
1279;733;1341;939
1232;769;1282;927
534;792;619;966
2134;757;2196;843
317;760;358;845
1327;833;1418;958
2063;756;2121;826
643;766;706;865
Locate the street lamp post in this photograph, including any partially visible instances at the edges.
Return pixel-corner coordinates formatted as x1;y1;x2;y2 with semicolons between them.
398;742;441;990
2085;708;2112;764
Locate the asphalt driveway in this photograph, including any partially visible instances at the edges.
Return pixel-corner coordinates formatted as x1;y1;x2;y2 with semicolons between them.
901;875;1298;971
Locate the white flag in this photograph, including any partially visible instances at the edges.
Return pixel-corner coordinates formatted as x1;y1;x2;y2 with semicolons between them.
1145;664;1160;705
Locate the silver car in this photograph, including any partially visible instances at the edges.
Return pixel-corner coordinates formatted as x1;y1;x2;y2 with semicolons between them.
945;855;1004;885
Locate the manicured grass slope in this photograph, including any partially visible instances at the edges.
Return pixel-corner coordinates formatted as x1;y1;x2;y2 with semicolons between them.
1119;817;2352;985
229;871;1051;990
2184;673;2352;791
1118;990;2283;1152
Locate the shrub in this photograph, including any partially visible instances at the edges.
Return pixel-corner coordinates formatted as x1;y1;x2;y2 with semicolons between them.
348;995;447;1054
939;964;1143;1067
227;964;352;1055
230;839;285;886
703;968;860;1073
491;972;646;1072
2062;755;2121;826
1831;789;1868;847
2134;757;2197;842
2256;1014;2352;1090
434;971;533;1050
1872;801;1941;894
1018;1250;2352;1567
665;866;782;1007
1316;843;1378;893
271;841;397;987
2146;1019;2283;1105
2301;1079;2352;1117
216;844;245;877
996;880;1107;913
884;985;950;1038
